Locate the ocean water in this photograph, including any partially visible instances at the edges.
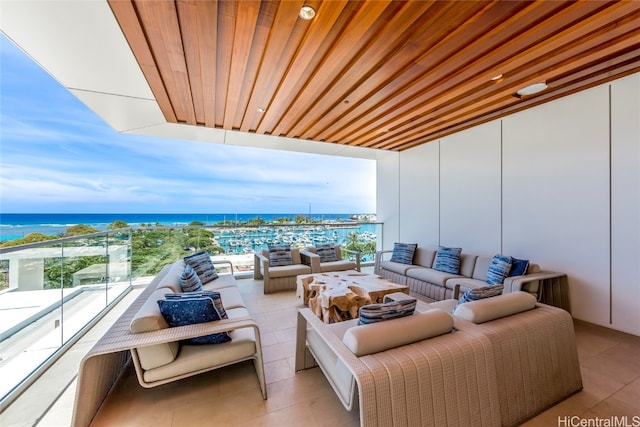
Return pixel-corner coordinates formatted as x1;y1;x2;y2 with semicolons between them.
0;213;372;242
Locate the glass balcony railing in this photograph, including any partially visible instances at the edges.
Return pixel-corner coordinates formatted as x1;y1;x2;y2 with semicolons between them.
0;220;382;409
0;229;132;408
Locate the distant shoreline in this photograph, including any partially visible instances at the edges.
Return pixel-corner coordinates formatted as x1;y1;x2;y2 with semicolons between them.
0;212;376;242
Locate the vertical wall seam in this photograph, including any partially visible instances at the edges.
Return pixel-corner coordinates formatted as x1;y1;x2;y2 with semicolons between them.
398;153;402;240
438;140;441;245
608;84;613;325
500;120;504;254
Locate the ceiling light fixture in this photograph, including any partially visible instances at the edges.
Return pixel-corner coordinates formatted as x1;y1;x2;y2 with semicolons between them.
299;5;316;20
516;82;548;97
491;74;503;81
257;107;265;113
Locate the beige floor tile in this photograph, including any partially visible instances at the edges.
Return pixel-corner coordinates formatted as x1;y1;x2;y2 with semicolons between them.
12;276;639;427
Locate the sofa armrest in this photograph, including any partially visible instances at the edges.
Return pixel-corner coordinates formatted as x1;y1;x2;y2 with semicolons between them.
253;253;268;280
503;271;569;312
212;259;235;276
295;308;373;411
341;249;361;271
300;250;322;273
129;315;260;348
374;250;394;274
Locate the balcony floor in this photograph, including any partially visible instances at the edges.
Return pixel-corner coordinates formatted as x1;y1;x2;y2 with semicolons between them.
5;271;640;426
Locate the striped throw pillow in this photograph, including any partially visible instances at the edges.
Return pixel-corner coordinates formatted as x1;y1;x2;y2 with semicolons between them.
268;245;292;266
179;264;203;292
358;298;417;325
486;254;512;284
184;251;219;283
433;246;462;274
316;244;338;263
454;284;504;313
389;242;417;264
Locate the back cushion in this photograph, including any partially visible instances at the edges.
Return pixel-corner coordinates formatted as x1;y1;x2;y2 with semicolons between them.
413;247;436;268
472;257;493;280
459;253;478;277
454;291;536;323
343;309;454;356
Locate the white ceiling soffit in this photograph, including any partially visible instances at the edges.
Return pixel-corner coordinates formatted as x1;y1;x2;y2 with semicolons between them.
0;0;381;160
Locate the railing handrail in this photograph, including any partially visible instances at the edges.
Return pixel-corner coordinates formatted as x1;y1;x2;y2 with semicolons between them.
0;227;132;254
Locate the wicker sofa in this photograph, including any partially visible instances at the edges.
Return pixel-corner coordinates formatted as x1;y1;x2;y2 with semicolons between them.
375;247;569;309
72;260;267;427
128;259;267;395
295;292;582;427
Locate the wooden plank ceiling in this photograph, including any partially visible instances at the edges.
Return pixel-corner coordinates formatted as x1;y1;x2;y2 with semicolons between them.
108;0;640;151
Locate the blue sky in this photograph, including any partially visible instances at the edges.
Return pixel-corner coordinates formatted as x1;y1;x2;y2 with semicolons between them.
0;34;375;215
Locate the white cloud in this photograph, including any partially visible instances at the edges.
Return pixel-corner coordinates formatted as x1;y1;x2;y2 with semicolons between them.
0;34;376;214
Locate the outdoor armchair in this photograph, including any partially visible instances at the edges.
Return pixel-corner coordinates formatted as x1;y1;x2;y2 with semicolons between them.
301;245;361;273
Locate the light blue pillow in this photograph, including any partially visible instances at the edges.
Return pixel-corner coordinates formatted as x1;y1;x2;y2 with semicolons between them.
316;244;338;263
269;245;293;266
184;251;219;283
358;298;417;325
454;284;504;313
179;264;203;292
433;246;462;274
508;257;529;276
389;242;417;264
164;291;227;319
486;254;512;285
157;297;231;344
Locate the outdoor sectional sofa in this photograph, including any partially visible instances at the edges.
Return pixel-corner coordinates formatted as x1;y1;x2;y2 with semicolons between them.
375;246;570;310
295;292;582;427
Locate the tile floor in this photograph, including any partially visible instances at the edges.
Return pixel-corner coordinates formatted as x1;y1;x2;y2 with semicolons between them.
13;274;640;426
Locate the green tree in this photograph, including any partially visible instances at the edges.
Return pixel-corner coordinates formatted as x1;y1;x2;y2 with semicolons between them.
189;221;204;227
0;233;58;247
64;224;99;236
108;220;130;230
246;217;266;225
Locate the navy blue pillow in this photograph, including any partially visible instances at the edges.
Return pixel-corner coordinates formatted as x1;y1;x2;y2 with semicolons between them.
389;243;417;264
509;257;530;277
158;297;231;344
164;291;227;319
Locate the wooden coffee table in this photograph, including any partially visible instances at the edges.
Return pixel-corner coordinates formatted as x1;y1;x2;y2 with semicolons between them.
297;271;409;323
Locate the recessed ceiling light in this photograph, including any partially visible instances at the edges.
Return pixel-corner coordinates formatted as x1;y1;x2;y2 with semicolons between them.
299;5;316;20
516;82;548;97
491;74;503;81
257;107;265;113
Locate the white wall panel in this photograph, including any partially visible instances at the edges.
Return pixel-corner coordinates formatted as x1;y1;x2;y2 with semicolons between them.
502;87;610;326
376;151;400;250
440;121;502;254
611;74;640;335
399;142;440;247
